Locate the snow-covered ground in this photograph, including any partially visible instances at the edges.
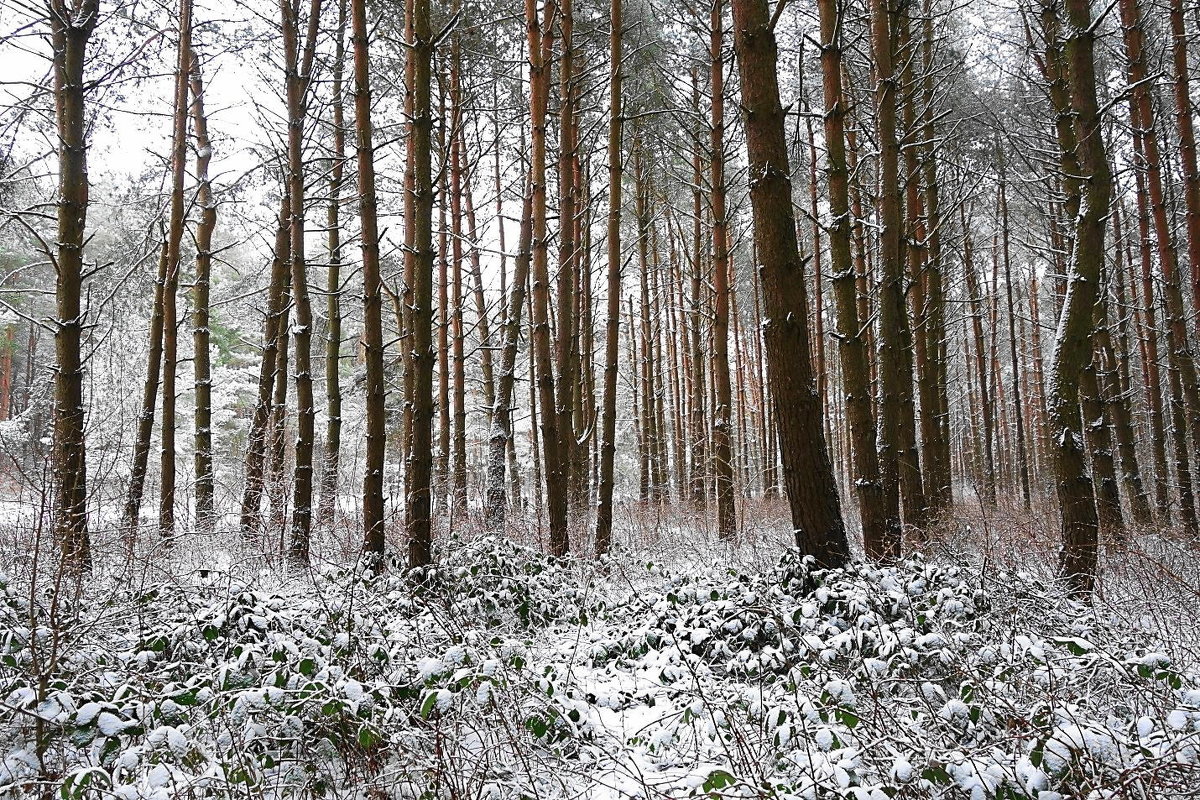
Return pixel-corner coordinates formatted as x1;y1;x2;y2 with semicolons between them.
2;529;1199;798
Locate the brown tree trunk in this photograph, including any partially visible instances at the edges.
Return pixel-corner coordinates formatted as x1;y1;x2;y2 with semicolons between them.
353;0;386;559
190;47;216;532
449;34;468;515
318;0;347;527
998;172;1032;508
1049;0;1109;594
595;0;623;553
406;0;435;568
486;183;533;530
817;0;887;555
1167;0;1200;323
124;242;168;533
870;0;923;548
731;0;849;566
240;199;291;537
962;216;997;506
526;0;566;554
919;1;952;511
281;0;323;563
710;0;736;538
160;0;193;538
1120;0;1200;528
49;0;99;568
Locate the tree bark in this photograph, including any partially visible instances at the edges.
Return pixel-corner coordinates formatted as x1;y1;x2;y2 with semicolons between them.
318;0;348;527
595;0;623;553
49;0;100;568
731;0;849;566
710;0;736;538
1049;0;1109;594
353;0;386;560
817;0;888;556
406;0;436;568
159;0;193;538
189;47;216;532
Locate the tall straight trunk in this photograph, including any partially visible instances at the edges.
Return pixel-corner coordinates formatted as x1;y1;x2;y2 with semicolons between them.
449;33;468;514
998;173;1031;509
962;217;997;505
731;0;849;566
1049;0;1109;594
281;0;323;563
160;0;193;538
710;0;736;539
240;200;291;536
1166;354;1199;535
190;48;216;531
527;0;567;555
436;128;450;512
1080;304;1123;535
406;0;435;568
352;0;386;559
399;0;416;472
804;117;828;449
267;270;291;530
817;0;887;555
634;155;657;502
1107;195;1153;525
318;0;348;527
897;8;931;529
486;184;533;530
1167;0;1200;320
687;73;708;508
1119;0;1200;512
595;0;623;553
49;0;99;567
919;1;951;511
462;143;496;418
870;0;923;546
1131;162;1172;518
555;0;580;520
124;242;168;533
0;324;12;422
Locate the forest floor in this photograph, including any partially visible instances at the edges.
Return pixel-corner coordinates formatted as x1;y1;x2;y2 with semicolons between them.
2;501;1200;799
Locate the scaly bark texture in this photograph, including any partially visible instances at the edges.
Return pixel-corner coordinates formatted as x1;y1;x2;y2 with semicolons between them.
159;0;193;538
1048;0;1109;595
189;47;216;532
50;0;100;568
352;0;387;560
595;0;623;554
405;0;436;569
817;0;887;556
317;0;347;527
731;0;849;567
710;0;736;539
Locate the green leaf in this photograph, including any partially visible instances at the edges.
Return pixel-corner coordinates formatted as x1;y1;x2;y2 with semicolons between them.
703;769;735;792
420;692;439;720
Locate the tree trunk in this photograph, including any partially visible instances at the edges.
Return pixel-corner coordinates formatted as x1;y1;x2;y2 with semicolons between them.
527;0;567;555
1167;0;1200;324
406;0;435;569
240;199;291;537
817;0;888;556
159;0;193;539
189;47;216;532
710;0;736;538
870;0;922;549
1049;0;1109;594
281;0;323;563
124;242;168;533
486;184;533;531
318;0;347;527
49;0;99;568
731;0;849;566
352;0;386;560
595;0;623;553
998;171;1031;509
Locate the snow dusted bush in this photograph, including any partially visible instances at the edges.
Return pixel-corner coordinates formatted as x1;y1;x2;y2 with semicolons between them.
2;538;1199;798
